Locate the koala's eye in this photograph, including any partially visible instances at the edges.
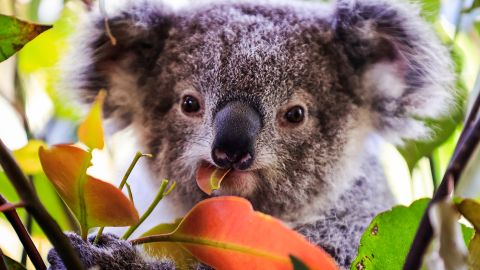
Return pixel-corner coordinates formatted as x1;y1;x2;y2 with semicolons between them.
284;106;305;124
181;95;201;114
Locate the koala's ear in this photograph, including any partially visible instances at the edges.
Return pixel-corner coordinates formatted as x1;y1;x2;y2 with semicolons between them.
63;2;173;125
332;0;455;144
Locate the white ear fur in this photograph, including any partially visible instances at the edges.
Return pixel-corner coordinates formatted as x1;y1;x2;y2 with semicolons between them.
334;0;456;145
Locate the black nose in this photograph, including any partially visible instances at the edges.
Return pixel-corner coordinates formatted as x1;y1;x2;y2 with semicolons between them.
211;101;261;170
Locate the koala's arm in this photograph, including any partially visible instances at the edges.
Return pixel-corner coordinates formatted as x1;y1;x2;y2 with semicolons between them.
47;233;176;270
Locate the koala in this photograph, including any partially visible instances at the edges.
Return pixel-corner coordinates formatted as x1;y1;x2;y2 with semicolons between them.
50;0;455;268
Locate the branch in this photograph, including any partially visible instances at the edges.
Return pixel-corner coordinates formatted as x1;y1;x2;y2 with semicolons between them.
0;139;85;269
0;195;45;270
403;91;480;269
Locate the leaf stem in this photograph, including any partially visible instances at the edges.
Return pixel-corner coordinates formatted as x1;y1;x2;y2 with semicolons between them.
122;179;170;240
77;155;92;241
125;183;134;205
0;138;85;269
94;151;151;244
119;152;152;189
0;195;45;270
131;233;287;263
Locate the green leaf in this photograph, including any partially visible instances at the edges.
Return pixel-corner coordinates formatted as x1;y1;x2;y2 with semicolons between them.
290;255;310;270
468;234;480;269
2;255;27;270
12;140;47;175
461;224;475;246
0;15;51;62
0;172;73;235
351;199;429;270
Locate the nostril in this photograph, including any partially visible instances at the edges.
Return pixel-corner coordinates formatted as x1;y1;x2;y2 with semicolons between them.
234;152;253;171
212;147;254;170
212;148;231;168
214;148;228;161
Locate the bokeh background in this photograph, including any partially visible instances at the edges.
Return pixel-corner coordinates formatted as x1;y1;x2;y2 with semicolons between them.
0;0;479;268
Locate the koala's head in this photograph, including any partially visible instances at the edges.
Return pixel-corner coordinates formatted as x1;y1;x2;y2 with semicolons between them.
66;0;454;222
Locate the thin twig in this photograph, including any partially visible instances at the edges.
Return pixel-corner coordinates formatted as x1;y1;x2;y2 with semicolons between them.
125;183;134;206
404;93;480;269
122;180;170;240
94;151;151;244
21;177;34;266
0;195;45;270
119;152;152;189
99;0;117;45
0;202;26;212
0;138;85;269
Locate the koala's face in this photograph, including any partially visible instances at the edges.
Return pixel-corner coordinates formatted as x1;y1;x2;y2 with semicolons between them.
135;5;364;220
70;1;453;221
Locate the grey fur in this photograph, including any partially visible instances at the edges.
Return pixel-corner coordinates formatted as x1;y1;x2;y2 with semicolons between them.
47;233;177;269
58;0;455;268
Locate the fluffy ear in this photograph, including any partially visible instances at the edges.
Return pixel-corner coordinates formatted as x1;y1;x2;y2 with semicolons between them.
332;0;455;144
63;2;173;125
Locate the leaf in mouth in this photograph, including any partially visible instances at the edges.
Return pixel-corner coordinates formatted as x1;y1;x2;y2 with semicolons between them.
196;166;231;195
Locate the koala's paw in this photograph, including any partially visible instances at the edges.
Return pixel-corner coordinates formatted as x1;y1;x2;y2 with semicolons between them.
47;233;176;270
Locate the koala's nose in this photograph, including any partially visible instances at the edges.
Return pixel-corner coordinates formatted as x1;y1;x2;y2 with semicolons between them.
212;101;261;170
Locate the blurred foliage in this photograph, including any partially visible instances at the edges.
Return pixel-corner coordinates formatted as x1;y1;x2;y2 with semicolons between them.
18;2;83;121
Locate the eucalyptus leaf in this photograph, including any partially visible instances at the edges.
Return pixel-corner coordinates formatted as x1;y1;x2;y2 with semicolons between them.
0;15;51;62
351;199;429;270
2;255;27;270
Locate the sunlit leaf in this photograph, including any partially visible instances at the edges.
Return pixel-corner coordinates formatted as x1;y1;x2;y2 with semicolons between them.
2;255;27;270
468;234;480;269
78;91;106;150
456;199;480;230
142;219;197;268
137;196;338;270
0;15;51;62
351;199;429;270
39;144;138;231
12;140;47;175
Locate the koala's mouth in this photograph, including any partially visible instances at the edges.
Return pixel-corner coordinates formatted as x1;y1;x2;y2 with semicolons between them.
195;162;257;197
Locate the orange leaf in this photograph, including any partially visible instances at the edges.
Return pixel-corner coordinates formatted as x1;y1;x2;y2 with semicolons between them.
39;144;138;229
136;197;338;270
77;90;106;150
